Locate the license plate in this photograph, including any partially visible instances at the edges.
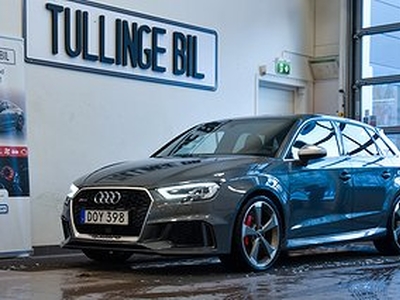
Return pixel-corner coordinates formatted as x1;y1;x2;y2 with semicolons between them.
81;209;129;225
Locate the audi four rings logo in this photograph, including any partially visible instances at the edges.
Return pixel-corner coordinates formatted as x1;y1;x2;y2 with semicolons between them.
93;191;122;205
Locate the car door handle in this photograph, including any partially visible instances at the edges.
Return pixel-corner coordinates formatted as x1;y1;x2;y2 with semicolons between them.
381;171;391;180
339;171;351;182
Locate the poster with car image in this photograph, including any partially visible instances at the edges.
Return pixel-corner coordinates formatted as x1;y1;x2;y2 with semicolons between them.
0;39;26;140
0;36;31;257
0;36;29;196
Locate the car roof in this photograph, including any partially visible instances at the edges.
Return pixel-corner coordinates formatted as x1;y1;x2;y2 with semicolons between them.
202;114;383;136
209;114;363;125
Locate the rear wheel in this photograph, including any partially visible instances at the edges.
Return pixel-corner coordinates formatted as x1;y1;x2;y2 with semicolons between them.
221;196;283;272
82;249;133;263
374;198;400;255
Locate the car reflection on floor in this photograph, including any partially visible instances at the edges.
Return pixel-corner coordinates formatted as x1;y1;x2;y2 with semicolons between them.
0;243;400;299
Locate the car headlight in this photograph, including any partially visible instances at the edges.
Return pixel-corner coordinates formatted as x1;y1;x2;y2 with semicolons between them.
157;182;220;202
67;184;79;199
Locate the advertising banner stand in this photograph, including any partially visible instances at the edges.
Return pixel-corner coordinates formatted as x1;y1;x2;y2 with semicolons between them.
0;36;31;257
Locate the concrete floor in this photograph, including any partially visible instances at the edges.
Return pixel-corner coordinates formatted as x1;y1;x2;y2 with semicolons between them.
0;243;400;299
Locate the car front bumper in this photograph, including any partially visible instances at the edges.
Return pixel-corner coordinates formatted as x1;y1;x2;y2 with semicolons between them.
60;186;235;256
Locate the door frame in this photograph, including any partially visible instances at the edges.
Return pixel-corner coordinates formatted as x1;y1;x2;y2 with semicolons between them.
255;74;309;115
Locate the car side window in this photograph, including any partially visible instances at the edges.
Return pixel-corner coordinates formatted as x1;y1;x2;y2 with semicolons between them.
366;128;396;156
338;122;379;156
289;120;339;159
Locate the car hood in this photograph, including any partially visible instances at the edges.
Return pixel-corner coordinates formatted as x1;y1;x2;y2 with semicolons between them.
76;156;271;189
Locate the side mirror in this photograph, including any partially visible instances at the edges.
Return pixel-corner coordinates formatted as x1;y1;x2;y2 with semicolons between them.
298;145;327;164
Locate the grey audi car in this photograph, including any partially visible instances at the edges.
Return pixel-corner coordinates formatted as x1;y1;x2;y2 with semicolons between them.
61;114;400;271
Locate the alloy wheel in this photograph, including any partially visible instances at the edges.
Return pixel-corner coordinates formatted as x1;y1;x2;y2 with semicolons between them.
240;200;281;269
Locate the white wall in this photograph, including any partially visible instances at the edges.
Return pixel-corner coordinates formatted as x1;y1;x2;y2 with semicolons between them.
1;0;318;246
313;0;342;115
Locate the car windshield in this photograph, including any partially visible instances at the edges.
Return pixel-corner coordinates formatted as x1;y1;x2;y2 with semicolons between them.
154;118;297;158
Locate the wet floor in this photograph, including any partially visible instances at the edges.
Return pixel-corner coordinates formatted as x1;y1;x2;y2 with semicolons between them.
1;243;400;299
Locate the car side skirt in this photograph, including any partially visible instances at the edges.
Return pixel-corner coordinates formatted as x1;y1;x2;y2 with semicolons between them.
286;227;387;250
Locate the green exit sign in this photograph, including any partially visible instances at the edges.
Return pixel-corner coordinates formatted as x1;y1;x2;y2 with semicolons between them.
275;59;291;75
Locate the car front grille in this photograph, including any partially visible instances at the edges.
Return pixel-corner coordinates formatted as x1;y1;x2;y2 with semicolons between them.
71;188;152;237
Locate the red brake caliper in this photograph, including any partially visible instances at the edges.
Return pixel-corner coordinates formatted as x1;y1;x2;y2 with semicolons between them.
244;215;253;246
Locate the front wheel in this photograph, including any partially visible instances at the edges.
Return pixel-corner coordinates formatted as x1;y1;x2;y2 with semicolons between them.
221;196;283;272
374;198;400;255
82;249;133;263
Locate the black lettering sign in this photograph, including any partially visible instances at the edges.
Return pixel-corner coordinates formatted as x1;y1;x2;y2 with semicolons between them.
64;7;82;57
137;24;151;69
45;3;64;54
121;20;139;67
172;32;204;79
152;27;166;73
38;1;217;89
82;11;98;62
99;15;114;64
46;4;172;72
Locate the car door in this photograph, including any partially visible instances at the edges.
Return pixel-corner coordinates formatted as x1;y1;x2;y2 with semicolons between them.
286;119;354;241
337;121;393;230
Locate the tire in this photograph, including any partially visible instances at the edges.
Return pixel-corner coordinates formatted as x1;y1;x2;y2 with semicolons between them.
82;249;133;263
374;198;400;255
221;196;283;272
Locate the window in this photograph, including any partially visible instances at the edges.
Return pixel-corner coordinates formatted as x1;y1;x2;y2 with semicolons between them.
363;0;400;27
289;121;339;159
154;118;296;158
173;131;225;156
352;0;400;147
233;133;263;154
338;123;379;156
368;128;398;156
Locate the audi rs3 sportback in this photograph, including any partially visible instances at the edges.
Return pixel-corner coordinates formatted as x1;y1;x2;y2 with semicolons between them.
61;115;400;271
